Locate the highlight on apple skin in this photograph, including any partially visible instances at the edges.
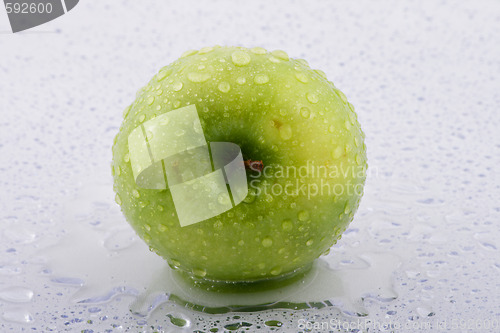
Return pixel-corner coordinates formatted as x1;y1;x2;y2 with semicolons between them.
111;46;367;282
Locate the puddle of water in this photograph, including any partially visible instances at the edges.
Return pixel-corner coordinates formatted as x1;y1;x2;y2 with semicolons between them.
38;180;401;325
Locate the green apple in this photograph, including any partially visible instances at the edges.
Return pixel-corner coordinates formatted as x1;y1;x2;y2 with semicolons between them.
111;46;367;282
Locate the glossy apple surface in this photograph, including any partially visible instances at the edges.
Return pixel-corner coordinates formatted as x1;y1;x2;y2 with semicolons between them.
112;46;367;282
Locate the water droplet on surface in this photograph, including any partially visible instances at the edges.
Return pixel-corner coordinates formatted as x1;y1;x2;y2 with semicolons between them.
187;72;211;83
295;72;309;83
146;95;155;105
306;92;319;104
132;189;140;198
123;153;130;162
306;239;314;246
270;266;282;276
254;74;269;85
0;287;34;302
193;268;207;278
262;237;273;247
138;114;146;123
218;193;230;205
251;47;267;54
1;309;33;323
298;210;310;221
332;146;343;159
282;219;293;231
175;129;185;136
145;130;153;141
198;46;214;54
157;68;172;81
300;107;311;118
231;51;251;66
218;82;231;93
238;239;245;246
313;69;327;79
271;50;289;61
172;82;183;91
159;116;169;126
181;50;197;58
114;194;121;205
236;76;246;85
279;124;292;140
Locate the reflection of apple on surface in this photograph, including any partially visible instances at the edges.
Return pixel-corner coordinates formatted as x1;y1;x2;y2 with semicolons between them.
111;46;367;282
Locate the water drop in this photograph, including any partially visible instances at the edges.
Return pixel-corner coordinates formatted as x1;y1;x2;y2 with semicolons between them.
262;237;273;247
123;153;130;162
138;114;146;123
313;69;327;79
300;107;311;118
132;189;140;198
146;95;155;105
1;309;33;323
236;76;246;85
268;56;280;63
187;72;211;83
158;224;167;232
265;320;283;327
160;116;169;126
332;146;343;159
157;204;164;211
218;82;231;93
144;224;151;232
114;194;121;205
172;82;183;91
254;74;269;85
0;287;34;302
282;219;293;231
238;239;245;246
306;239;314;246
145;130;153;141
272;50;289;61
270;266;282;276
336;89;348;103
181;50;197;58
298;210;310;221
175;129;185;136
306;92;319;104
295;72;309;83
157;68;172;81
198;46;214;54
279;124;292;140
251;47;267;54
231;51;251;66
193;268;207;278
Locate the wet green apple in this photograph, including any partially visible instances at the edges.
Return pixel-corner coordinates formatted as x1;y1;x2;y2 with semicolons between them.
111;46;367;282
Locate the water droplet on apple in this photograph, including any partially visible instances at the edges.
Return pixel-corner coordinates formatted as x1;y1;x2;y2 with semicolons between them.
157;68;172;81
187;72;211;83
254;74;269;85
295;72;309;83
145;130;153;141
250;47;267;54
298;210;310;221
313;69;327;79
172;82;183;91
198;46;214;54
157;204;164;211
1;309;33;323
193;268;207;278
332;146;343;159
306;92;319;104
336;89;348;103
282;219;293;231
236;76;246;85
218;194;230;205
279;124;292;140
270;266;282;276
138;114;146;123
268;56;280;63
132;189;140;198
271;50;289;61
181;49;197;58
262;237;273;247
158;224;167;232
123;153;130;163
173;100;181;108
306;239;314;246
345;120;352;130
146;95;155;105
144;224;151;232
300;107;311;118
238;239;245;246
328;124;335;133
218;82;231;93
114;194;121;205
295;58;310;67
175;129;185;137
231;51;251;66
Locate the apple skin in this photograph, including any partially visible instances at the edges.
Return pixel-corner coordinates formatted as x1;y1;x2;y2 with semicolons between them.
111;46;367;282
